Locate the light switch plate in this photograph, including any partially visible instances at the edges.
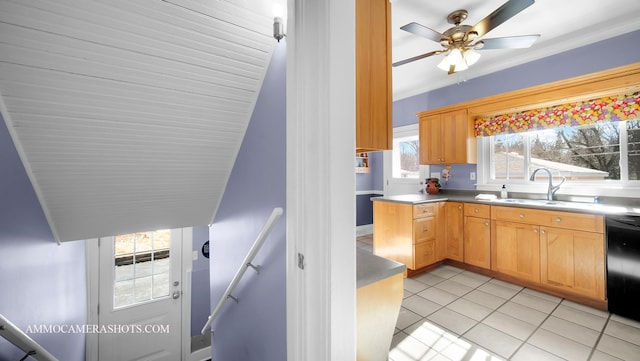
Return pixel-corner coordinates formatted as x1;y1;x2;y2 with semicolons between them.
470;172;476;180
430;172;440;178
192;250;198;261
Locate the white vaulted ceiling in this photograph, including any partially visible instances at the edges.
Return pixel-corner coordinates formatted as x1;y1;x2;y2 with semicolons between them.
0;0;281;241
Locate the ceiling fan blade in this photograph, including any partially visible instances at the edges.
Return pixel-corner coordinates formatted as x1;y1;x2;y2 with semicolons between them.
470;0;535;38
478;34;540;49
392;50;444;67
400;22;449;43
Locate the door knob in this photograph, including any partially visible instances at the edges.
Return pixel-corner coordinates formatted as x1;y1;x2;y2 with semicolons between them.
172;291;181;299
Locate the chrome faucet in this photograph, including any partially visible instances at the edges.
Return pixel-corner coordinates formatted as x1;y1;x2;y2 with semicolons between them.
529;168;566;201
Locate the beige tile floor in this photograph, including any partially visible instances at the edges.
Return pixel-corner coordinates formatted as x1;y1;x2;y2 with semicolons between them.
357;234;640;361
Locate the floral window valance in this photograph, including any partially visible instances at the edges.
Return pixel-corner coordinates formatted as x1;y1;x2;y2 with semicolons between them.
474;91;640;137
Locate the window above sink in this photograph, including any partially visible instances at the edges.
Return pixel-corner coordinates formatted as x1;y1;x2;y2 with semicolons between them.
476;119;640;197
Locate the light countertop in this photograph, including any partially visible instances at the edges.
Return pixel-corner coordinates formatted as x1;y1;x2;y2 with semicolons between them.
356;249;405;289
371;191;640;216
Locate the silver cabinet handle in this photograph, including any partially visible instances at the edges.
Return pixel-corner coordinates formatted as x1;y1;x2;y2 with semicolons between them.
541;230;546;235
474;208;479;213
555;217;561;222
172;291;181;299
533;229;538;234
484;222;489;226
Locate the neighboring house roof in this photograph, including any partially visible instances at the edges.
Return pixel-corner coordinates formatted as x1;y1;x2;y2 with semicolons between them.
494;152;610;179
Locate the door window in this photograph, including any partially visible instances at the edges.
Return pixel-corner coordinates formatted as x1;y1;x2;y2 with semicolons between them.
113;230;172;308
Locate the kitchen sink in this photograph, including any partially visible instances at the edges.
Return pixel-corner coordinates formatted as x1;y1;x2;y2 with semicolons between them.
492;197;600;209
491;198;628;213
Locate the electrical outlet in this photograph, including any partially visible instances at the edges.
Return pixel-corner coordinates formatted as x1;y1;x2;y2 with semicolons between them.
470;172;476;180
192;250;198;261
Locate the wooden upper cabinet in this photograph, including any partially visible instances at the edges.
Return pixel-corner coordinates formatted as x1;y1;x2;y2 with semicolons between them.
419;109;476;164
355;0;392;152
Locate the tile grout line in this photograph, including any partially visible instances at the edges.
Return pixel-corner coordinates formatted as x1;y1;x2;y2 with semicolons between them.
586;313;612;361
398;265;638;361
414;273;520;359
504;291;565;360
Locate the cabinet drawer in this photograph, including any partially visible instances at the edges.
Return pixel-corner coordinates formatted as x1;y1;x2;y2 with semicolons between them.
413;217;436;244
491;206;604;233
540;211;604;233
491;206;547;224
414;240;436;269
464;203;490;218
414;203;437;218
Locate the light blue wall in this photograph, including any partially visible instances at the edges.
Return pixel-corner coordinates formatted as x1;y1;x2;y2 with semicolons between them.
0;114;87;361
431;164;477;191
390;29;640;190
208;41;287;360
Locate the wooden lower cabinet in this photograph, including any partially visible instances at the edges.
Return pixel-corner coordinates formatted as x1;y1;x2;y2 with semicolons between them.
373;201;443;270
491;206;605;302
492;220;540;283
374;201;606;303
540;226;605;300
444;202;464;262
463;216;491;269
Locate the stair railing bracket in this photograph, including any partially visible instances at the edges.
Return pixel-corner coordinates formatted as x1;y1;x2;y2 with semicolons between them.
247;262;261;274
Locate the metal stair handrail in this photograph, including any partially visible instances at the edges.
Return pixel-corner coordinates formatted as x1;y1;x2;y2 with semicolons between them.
200;207;284;335
0;314;59;361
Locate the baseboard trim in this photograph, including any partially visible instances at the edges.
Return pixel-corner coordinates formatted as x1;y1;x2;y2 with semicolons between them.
356;224;373;236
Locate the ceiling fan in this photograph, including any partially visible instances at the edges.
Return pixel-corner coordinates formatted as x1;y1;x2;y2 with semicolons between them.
393;0;540;74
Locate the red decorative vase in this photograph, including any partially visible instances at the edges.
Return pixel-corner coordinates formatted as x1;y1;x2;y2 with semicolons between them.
426;178;440;194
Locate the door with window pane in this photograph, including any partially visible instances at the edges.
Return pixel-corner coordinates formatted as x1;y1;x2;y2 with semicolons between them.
384;124;427;195
98;229;182;361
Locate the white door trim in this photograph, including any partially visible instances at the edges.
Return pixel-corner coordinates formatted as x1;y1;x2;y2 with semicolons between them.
286;0;356;359
85;228;201;361
85;238;100;361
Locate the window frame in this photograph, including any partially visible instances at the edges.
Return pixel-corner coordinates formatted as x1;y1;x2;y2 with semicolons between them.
476;120;640;198
383;124;429;195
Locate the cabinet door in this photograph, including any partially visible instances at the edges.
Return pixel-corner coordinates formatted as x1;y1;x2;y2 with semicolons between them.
463;216;491;269
419;114;442;164
540;227;605;300
355;0;391;151
441;109;470;164
445;202;464;262
493;220;540;283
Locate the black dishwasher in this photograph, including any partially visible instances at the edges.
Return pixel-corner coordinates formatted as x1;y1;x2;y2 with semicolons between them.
606;214;640;322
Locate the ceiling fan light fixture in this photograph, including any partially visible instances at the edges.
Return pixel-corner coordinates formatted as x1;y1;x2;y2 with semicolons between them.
437;57;451;71
447;48;463;65
463;48;481;66
454;61;468;72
